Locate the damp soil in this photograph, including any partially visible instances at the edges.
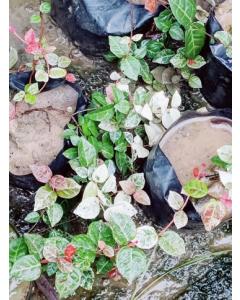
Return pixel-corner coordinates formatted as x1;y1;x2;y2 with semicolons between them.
9;0;232;299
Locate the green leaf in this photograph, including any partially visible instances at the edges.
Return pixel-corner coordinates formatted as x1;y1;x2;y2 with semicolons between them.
115;100;131;114
96;256;113;274
63;128;76;139
56;178;81;199
9;238;28;264
24;233;45;260
63;147;78;159
79;268;94;290
55;268;81;299
146;40;164;59
185;22;206;59
169;23;184;41
30;14;41;24
35;70;49;82
134;225;158;249
88;136;102;153
39;1;51;14
44;237;69;256
180;67;191;79
211;155;229;170
91;91;107;106
13;91;25;102
9;47;18;69
78;137;97;167
25;93;37;105
70;135;81;146
170;53;187;68
123;109;141;129
46;262;58;276
72;234;97;264
158;230;186;256
139;59;153;84
120;55;141;81
87;105;115;122
34;185;57;211
129;173;145;190
134;45;147;59
104;51;118;62
47;203;63;227
11;255;41;281
153;49;175;64
24;211;40;223
88;220;115;247
183;179;208;198
49;67;67;79
112;86;126;103
26;83;39;95
109;213;136;246
58;56;71;68
154;9;173;33
109;131;122;144
214;31;232;48
226;46;232;58
45;53;59;66
169;0;196;28
87;119;99;137
109;36;130;58
115;134;128;152
115;152;129;175
188;75;202;88
187;55;206;69
101;133;114;159
116;247;147;283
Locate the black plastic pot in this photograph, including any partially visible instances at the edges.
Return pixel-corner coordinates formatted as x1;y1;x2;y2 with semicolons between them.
196;12;232;109
50;0;162;56
144;109;232;226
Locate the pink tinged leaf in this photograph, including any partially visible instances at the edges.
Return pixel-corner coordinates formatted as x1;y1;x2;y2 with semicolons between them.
57;257;73;273
173;211;188;229
30;164;53;183
9;102;16;121
201;199;227;231
24;28;36;44
9;26;16;34
145;0;158;13
105;85;114;103
65;73;76;83
133;190;151;205
25;42;42;55
98;240;106;251
219;193;232;209
119;180;136;195
49;175;67;191
103;245;115;258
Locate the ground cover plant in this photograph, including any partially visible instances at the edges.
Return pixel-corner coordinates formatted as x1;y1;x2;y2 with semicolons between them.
9;0;232;299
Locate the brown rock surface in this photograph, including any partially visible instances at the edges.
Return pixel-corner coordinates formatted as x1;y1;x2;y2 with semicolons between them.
10;85;78;176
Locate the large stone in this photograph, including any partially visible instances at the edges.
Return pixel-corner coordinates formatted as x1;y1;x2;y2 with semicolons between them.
10;85;78;176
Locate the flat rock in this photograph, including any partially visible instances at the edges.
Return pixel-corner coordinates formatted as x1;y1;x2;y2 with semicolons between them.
10;85;78;176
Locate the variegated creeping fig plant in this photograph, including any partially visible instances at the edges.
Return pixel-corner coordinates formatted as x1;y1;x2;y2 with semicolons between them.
9;0;232;299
